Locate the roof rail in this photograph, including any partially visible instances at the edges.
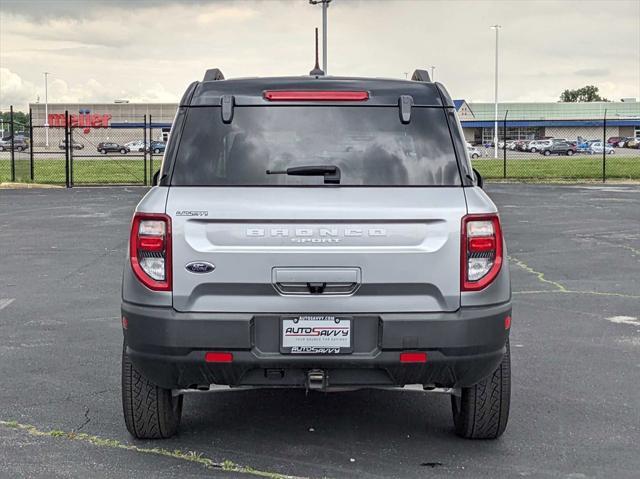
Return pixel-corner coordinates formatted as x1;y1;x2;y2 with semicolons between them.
411;69;431;82
203;69;225;82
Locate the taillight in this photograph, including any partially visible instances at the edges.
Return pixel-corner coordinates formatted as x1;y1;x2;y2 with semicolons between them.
129;213;172;291
461;214;503;291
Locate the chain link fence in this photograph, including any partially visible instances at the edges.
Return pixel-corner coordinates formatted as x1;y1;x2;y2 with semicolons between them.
468;109;640;182
0;108;168;186
2;105;639;185
69;116;147;186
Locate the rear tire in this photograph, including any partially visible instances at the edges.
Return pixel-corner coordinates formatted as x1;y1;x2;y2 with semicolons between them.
543;150;551;156
567;150;574;156
451;339;511;439
122;341;183;439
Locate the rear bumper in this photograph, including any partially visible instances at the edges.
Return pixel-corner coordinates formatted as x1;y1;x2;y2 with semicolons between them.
122;301;511;390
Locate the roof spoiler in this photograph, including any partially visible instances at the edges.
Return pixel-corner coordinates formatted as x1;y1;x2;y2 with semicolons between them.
411;69;431;82
203;68;225;82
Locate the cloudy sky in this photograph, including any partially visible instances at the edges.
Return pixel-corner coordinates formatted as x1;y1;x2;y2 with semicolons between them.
1;0;639;110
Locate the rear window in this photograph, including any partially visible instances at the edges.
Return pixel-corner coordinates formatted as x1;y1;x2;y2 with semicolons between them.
171;106;461;186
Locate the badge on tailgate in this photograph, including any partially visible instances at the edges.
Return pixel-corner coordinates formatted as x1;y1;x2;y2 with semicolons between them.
281;315;352;354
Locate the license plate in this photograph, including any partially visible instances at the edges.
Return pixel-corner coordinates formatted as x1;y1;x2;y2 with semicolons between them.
281;315;352;354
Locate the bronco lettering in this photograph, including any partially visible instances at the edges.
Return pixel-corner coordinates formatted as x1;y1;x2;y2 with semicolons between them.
246;227;387;238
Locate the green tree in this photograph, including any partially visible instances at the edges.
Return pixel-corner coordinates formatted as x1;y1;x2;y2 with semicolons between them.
0;110;30;136
560;85;608;102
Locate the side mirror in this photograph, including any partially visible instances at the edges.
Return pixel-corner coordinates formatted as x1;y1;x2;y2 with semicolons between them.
152;170;160;186
473;168;483;189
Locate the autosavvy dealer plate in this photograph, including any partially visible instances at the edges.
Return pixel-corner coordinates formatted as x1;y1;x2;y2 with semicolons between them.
281;315;352;354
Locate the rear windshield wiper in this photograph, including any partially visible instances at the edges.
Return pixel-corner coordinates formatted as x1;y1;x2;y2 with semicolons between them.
266;165;341;184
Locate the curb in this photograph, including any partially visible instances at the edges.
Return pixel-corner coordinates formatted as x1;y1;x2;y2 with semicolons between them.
0;182;64;189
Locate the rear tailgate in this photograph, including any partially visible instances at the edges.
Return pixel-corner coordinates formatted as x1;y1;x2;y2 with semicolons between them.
168;187;466;313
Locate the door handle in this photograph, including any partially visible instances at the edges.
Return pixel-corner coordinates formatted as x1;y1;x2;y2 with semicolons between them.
272;268;361;295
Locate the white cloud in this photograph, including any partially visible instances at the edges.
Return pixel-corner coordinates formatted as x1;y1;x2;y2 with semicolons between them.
195;5;258;25
1;0;638;110
0;68;37;108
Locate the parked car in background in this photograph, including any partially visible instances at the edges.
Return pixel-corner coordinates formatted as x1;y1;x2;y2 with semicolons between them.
97;142;129;154
59;139;84;150
626;137;640;149
616;137;632;147
147;140;166;154
535;139;554;152
588;142;615;155
526;140;540;153
125;140;147;152
0;137;29;151
540;141;576;156
467;143;481;159
528;139;553;153
607;137;624;146
576;139;591;153
514;140;528;151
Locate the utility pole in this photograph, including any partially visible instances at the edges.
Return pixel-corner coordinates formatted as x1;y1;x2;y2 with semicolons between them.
309;0;332;74
44;72;50;147
490;25;501;159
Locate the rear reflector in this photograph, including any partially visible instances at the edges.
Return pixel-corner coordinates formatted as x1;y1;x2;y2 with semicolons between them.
121;316;128;330
505;315;512;330
400;352;427;363
205;352;233;363
263;90;369;101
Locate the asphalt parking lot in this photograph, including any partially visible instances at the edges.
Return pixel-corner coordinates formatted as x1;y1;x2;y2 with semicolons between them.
0;184;638;478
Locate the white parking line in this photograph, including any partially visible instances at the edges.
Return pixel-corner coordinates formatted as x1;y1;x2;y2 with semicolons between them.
581;186;637;193
0;298;16;311
606;316;640;326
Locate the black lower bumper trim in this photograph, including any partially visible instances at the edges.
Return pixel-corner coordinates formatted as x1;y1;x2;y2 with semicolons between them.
122;302;511;389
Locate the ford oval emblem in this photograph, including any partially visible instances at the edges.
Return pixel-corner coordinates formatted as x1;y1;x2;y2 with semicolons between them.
185;261;215;274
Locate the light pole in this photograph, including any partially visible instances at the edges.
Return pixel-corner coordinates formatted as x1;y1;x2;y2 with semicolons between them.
309;0;332;74
44;72;50;147
430;66;435;81
490;25;501;158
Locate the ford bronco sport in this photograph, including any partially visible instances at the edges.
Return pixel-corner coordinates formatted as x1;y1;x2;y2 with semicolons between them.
121;68;512;440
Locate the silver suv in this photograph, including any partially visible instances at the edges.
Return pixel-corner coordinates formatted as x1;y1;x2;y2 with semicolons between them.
121;69;512;440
